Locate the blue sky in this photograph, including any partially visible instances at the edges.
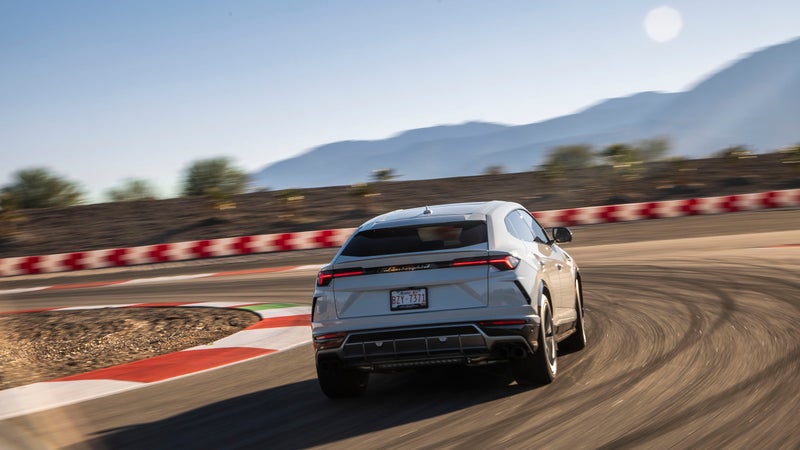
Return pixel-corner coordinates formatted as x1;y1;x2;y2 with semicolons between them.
2;1;799;202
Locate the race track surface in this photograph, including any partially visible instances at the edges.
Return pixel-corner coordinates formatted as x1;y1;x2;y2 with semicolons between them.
1;210;798;449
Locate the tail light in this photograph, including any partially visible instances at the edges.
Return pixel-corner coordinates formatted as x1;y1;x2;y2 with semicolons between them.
317;268;364;286
452;255;520;271
316;254;519;286
313;331;347;350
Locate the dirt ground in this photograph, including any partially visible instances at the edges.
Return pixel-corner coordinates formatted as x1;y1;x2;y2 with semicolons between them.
0;307;259;390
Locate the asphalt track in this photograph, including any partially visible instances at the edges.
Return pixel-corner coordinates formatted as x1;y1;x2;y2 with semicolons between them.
1;210;798;449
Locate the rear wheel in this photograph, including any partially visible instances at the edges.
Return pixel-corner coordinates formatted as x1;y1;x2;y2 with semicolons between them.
316;358;369;398
511;297;557;386
561;279;587;352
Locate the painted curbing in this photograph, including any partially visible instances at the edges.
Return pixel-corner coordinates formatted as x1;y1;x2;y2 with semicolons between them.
0;302;312;420
1;189;798;277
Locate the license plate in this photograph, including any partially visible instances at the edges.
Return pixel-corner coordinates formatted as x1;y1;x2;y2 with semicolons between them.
390;288;428;310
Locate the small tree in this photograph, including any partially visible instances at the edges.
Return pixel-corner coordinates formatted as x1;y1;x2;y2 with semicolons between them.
543;144;595;170
714;145;753;159
713;146;755;174
371;168;397;183
537;160;565;181
182;157;249;197
1;168;84;209
637;136;671;162
600;143;642;167
182;158;248;224
600;143;646;181
105;179;158;202
483;165;505;175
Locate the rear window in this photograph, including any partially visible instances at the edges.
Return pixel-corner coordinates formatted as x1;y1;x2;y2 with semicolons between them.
341;221;488;257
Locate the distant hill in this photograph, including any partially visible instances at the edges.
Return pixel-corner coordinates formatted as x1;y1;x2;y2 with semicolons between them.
252;37;800;190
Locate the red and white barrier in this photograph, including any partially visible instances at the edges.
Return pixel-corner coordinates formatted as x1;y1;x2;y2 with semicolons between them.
1;189;798;277
532;189;800;227
0;228;356;277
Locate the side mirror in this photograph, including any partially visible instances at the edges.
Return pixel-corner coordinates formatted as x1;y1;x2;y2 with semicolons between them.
552;227;573;244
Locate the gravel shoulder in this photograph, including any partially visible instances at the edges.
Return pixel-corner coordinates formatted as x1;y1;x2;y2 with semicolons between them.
0;307;259;390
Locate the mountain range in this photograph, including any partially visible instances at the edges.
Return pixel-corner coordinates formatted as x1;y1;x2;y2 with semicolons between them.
252;37;800;190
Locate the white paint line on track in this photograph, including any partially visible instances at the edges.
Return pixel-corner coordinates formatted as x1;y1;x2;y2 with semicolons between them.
119;273;214;285
187;327;311;351
0;380;144;421
292;264;324;271
0;286;48;296
181;301;260;309
253;306;312;319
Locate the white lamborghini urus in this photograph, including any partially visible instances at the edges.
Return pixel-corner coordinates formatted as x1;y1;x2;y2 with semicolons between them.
311;201;586;397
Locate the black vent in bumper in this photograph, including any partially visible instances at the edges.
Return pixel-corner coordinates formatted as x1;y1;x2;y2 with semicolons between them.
341;325;490;365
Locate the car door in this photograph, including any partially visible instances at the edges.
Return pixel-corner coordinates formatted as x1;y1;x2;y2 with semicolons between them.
522;212;574;320
505;210;562;306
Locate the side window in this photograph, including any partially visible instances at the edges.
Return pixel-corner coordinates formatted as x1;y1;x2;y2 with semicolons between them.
522;212;550;243
505;210;535;242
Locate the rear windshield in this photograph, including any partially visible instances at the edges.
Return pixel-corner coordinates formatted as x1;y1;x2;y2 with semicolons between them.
341;221;488;257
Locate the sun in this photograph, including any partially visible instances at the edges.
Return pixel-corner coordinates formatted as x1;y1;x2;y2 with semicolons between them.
644;6;683;43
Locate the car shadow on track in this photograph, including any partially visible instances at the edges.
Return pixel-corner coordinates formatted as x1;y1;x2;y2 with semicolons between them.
76;365;537;449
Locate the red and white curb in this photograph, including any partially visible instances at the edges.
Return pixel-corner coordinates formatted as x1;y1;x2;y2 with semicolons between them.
0;302;312;420
1;188;798;277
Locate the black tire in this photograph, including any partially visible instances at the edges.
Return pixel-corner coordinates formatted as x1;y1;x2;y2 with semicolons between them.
560;279;587;352
511;297;557;386
316;358;369;398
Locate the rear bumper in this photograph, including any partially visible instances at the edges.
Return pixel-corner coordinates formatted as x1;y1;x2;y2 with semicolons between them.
315;319;539;371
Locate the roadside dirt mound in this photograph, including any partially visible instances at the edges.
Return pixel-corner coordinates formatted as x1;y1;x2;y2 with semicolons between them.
0;307;259;390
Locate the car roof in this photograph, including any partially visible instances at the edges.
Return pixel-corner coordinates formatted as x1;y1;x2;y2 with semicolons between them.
358;200;522;230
